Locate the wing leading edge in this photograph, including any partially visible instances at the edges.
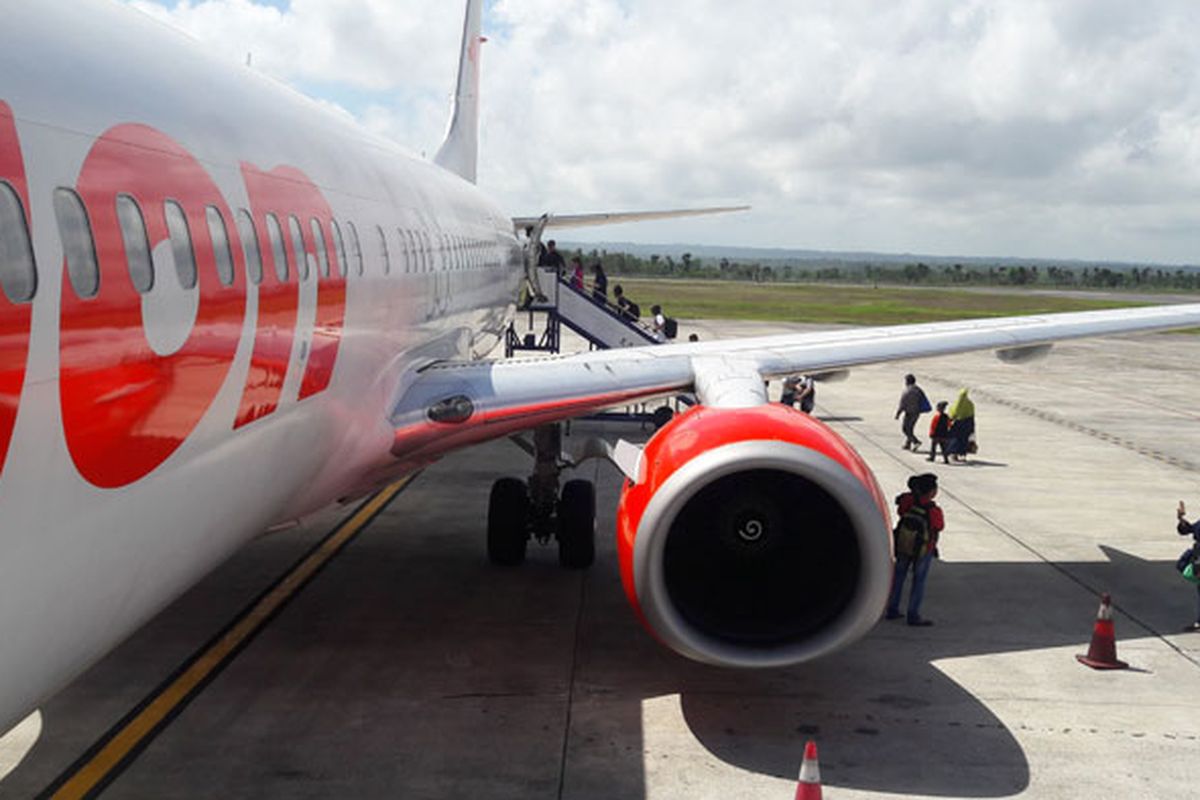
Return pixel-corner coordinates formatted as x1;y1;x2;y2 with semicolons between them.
389;302;1200;464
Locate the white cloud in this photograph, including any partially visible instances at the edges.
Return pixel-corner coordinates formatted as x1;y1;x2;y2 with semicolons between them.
122;0;1200;263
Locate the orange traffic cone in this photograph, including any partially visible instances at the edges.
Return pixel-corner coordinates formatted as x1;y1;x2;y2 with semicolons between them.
1076;593;1128;670
794;740;823;800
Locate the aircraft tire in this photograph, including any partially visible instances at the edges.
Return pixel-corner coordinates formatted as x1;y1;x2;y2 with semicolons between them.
652;405;674;429
487;477;529;566
557;479;596;569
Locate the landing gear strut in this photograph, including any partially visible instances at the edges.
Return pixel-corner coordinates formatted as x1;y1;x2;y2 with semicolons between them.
486;423;596;569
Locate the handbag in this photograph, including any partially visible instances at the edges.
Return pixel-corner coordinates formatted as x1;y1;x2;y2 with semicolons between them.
918;390;931;414
1184;563;1200;584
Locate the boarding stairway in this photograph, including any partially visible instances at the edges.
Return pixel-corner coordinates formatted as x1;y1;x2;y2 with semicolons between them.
505;268;665;356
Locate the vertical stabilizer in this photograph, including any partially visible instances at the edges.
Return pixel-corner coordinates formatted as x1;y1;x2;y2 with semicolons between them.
434;0;483;183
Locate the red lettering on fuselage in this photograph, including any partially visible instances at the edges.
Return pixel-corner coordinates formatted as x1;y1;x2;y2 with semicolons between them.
60;125;247;488
234;163;344;427
0;101;31;479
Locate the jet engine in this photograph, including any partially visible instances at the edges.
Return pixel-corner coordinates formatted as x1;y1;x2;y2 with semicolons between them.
616;403;893;668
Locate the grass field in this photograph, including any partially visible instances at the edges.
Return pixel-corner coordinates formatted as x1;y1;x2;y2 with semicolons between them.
614;278;1149;325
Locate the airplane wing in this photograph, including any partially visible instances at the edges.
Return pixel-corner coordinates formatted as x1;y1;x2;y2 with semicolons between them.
389;302;1200;463
512;206;750;232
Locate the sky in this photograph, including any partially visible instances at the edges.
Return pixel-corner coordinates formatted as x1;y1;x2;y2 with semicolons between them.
122;0;1200;266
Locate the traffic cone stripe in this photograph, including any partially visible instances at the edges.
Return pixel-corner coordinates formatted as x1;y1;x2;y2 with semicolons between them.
795;740;823;800
1076;593;1128;670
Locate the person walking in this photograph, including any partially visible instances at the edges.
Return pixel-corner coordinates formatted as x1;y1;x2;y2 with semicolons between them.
895;373;929;451
947;388;976;462
780;374;815;413
927;400;951;463
886;473;944;626
1176;500;1200;632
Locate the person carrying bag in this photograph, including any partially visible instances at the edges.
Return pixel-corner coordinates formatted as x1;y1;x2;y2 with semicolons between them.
1175;500;1200;630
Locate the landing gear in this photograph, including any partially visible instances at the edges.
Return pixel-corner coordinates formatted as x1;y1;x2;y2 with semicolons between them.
485;423;597;569
557;479;596;569
487;477;529;566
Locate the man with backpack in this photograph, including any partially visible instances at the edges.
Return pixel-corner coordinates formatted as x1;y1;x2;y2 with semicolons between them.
780;374;815;414
886;472;944;626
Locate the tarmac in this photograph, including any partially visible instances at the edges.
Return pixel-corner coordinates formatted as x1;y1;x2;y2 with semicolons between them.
4;318;1200;799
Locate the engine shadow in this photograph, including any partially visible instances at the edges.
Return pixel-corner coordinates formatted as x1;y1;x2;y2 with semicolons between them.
668;545;1189;797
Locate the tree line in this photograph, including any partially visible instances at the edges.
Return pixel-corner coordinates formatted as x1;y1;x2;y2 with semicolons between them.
566;247;1200;292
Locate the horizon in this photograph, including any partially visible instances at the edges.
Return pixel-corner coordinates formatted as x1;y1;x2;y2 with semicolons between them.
557;239;1200;271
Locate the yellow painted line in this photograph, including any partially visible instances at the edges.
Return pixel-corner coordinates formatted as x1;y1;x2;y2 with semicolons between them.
47;479;411;800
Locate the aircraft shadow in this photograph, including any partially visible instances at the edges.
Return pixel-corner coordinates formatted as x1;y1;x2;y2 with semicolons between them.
574;540;1190;798
6;445;1192;799
679;545;1190;796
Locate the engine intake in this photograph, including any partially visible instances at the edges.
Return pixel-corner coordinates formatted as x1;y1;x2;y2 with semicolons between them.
616;404;892;668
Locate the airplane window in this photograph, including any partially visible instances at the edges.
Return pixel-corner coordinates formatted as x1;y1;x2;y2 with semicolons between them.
421;231;432;272
309;218;330;279
206;206;235;287
115;194;153;294
54;188;100;299
288;215;308;281
163;200;197;290
396;228;411;274
0;182;36;303
330;219;348;278
265;213;288;282
376;225;390;274
235;209;263;285
401;230;414;273
345;221;363;276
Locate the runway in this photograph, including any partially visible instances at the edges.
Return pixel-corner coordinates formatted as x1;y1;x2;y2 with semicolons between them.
4;321;1200;799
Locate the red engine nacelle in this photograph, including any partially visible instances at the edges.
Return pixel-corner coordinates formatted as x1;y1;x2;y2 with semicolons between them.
616;403;893;668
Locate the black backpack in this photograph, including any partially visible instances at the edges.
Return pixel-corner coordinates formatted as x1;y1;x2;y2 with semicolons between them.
893;503;931;558
663;317;678;339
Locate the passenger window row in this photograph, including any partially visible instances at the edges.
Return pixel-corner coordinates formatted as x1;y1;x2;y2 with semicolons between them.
376;226;499;276
0;184;503;304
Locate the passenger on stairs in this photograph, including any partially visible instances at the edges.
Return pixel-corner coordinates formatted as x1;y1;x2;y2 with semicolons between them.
591;262;608;304
613;285;640;321
570;256;585;290
539;239;564;271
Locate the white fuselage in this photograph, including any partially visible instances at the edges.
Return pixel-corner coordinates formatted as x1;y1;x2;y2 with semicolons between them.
0;0;521;732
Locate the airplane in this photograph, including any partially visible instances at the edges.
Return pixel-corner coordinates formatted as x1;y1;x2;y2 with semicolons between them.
3;0;1200;739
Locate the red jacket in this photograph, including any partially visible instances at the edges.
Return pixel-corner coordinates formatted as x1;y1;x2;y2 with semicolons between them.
896;492;944;548
929;411;950;438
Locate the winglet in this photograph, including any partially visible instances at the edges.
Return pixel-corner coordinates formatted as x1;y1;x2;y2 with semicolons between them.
434;0;484;183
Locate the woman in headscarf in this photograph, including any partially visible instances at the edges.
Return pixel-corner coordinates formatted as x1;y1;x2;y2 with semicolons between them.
947;388;975;462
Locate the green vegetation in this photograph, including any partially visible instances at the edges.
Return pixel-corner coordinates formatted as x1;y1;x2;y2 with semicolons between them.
613;278;1148;326
569;246;1200;292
